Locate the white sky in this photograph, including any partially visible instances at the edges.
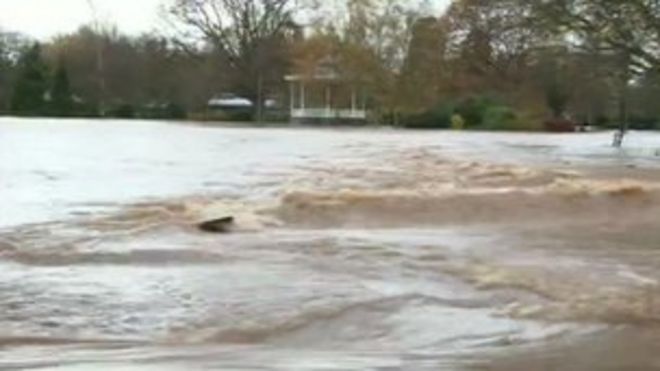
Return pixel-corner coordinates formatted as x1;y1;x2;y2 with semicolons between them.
0;0;452;40
0;0;164;39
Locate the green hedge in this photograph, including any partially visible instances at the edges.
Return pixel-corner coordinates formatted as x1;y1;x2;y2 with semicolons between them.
399;95;540;131
399;103;454;129
455;96;497;128
481;106;519;131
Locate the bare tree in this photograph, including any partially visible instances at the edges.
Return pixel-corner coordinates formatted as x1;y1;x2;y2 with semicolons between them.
444;0;543;95
527;0;660;72
85;0;108;116
525;0;660;145
0;30;31;111
167;0;303;120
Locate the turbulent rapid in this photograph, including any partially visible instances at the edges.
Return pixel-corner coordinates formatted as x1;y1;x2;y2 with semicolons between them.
2;118;660;370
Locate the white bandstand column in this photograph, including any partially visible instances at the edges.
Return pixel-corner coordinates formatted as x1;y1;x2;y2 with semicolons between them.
362;88;366;110
289;81;295;113
351;88;356;113
325;85;331;116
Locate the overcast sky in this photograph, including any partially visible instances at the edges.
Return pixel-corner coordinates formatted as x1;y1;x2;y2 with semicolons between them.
0;0;451;40
0;0;164;39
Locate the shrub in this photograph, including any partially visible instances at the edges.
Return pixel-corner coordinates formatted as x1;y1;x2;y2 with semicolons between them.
72;101;101;118
455;95;497;128
140;103;187;120
204;108;253;122
451;113;465;130
108;103;136;118
481;106;519;130
483;106;544;131
398;95;541;131
400;103;454;129
594;115;610;128
629;115;659;130
164;103;187;119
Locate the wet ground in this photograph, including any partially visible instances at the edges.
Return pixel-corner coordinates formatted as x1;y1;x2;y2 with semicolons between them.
1;118;660;370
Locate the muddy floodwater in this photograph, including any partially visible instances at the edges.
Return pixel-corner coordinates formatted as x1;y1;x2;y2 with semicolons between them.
2;118;660;370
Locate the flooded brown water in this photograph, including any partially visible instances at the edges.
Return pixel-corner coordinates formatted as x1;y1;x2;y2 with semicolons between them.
2;118;660;370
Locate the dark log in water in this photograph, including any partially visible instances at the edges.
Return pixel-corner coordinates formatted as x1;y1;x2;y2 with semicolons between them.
198;217;235;233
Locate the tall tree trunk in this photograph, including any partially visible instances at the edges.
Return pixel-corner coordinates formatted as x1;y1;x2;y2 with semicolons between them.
256;72;264;123
613;56;631;148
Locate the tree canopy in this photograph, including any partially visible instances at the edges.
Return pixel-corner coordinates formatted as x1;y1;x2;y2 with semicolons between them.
10;43;48;115
0;0;658;132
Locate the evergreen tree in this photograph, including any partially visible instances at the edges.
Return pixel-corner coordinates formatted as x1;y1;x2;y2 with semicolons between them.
0;41;10;112
0;77;7;112
10;43;48;115
399;17;445;111
50;60;74;117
